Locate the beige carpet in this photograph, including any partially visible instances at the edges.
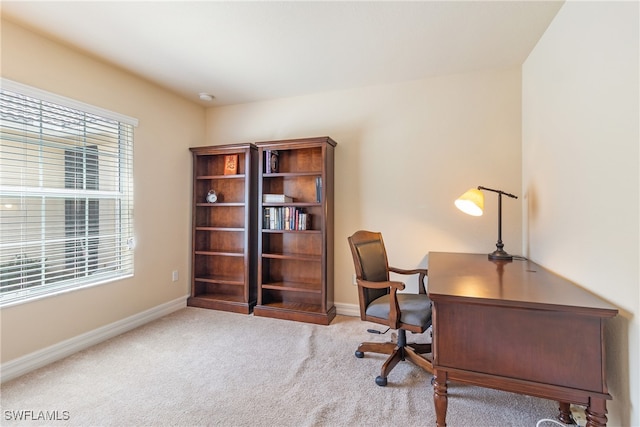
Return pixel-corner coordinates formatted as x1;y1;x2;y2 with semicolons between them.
1;307;561;426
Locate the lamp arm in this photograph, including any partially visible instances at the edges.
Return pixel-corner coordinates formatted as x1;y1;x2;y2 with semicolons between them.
476;186;518;261
477;186;518;199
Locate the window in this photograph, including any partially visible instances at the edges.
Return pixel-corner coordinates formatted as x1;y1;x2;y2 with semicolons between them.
0;79;137;306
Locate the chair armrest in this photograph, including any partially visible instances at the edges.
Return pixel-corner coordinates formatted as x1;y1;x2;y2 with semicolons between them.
389;266;427;276
388;266;428;294
356;279;405;291
357;279;403;329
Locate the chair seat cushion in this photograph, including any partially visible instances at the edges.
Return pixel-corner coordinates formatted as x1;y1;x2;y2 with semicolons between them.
365;293;432;328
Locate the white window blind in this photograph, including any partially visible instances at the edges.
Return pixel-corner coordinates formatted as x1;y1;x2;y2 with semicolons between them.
0;79;137;307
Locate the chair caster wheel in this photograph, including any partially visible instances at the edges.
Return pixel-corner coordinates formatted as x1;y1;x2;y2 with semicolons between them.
375;376;387;386
355;351;364;358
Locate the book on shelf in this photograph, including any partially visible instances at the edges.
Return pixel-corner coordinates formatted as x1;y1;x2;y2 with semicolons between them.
263;207;310;231
223;154;238;175
315;176;322;203
263;194;293;203
264;150;279;173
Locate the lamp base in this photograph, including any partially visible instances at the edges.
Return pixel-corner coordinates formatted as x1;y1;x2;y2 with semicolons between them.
488;249;513;261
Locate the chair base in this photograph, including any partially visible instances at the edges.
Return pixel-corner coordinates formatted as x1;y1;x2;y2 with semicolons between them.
355;329;433;386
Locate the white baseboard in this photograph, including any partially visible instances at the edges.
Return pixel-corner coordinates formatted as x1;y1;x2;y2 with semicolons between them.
335;302;360;318
1;296;188;384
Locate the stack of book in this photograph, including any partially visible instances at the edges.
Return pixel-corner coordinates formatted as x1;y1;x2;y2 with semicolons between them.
263;207;311;230
262;194;293;203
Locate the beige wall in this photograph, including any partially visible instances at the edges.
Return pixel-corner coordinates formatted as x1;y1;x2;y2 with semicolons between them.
523;2;639;426
0;19;204;362
205;68;523;306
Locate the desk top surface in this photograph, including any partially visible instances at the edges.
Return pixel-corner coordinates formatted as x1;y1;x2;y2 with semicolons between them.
427;252;617;316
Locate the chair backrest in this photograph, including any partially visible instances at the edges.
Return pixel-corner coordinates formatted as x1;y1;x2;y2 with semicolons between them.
348;231;391;311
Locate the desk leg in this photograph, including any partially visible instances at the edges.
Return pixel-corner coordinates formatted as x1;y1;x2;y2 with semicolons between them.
558;402;575;424
586;398;607;427
434;370;448;427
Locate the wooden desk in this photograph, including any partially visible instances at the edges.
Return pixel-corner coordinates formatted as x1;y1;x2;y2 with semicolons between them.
427;252;618;427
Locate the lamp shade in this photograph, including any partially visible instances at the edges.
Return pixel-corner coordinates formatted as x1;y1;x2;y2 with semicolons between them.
455;188;484;216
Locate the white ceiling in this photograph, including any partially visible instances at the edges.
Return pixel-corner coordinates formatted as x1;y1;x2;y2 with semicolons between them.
2;1;564;107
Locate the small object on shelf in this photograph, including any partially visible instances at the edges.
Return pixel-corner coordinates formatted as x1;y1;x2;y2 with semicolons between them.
206;190;218;203
263;194;293;203
224;154;238;175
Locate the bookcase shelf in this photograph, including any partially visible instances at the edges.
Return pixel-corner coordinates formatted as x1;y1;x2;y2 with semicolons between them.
194;251;245;257
196;203;246;207
188;143;258;314
254;137;337;325
195;227;244;232
262;253;321;261
194;275;245;285
196;174;246;179
261;281;323;293
261;229;321;233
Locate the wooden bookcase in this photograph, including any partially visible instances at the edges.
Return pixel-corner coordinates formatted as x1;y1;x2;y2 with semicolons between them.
254;137;337;325
188;143;258;314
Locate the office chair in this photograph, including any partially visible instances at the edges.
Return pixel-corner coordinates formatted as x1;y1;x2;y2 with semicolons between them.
347;230;433;386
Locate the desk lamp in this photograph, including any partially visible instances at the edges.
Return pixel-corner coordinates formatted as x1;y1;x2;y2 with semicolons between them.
455;186;518;261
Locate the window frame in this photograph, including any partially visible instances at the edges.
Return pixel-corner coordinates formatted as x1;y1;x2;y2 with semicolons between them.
0;79;138;307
